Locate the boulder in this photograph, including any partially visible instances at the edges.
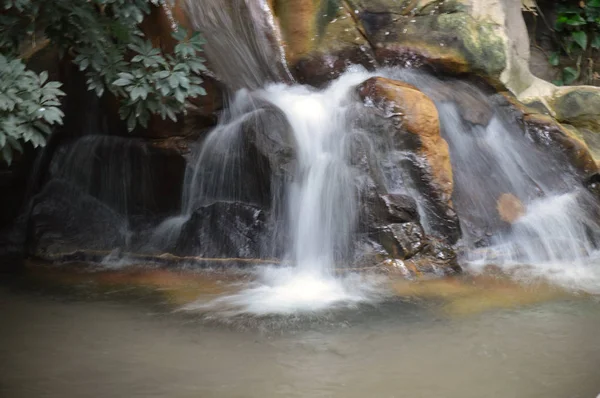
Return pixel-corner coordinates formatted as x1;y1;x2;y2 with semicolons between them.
361;11;506;77
47;135;188;218
357;76;460;242
269;0;377;86
174;202;270;258
375;222;425;260
28;180;129;259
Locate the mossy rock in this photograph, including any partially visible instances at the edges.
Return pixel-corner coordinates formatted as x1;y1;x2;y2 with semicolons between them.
353;0;467;15
359;11;506;76
551;88;600;131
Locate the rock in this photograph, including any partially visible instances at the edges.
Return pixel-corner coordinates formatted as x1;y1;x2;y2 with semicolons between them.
375;222;426;260
545;87;600;164
551;87;600;131
242;103;297;178
28;180;129;259
380;194;420;223
359;10;506;77
497;193;525;223
357;76;460;242
381;233;461;277
522;113;598;177
404;237;461;275
496;92;599;177
47;135;188;218
271;0;376;86
174;202;270;258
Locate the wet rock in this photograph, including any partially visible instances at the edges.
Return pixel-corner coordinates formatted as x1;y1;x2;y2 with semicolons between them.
522;113;598;178
357;76;460;242
551;87;600;132
496;193;525;224
174;202;269;258
375;222;425;260
28;180;129;259
271;1;377;86
360;10;506;77
403;237;461;276
380;194;420;223
242;104;297;178
47;135;188;218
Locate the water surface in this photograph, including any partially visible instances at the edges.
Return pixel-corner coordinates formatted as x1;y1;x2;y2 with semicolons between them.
1;267;599;398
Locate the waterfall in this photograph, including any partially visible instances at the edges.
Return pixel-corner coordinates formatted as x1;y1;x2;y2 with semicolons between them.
383;69;600;288
183;70;387;315
183;0;291;90
262;74;366;275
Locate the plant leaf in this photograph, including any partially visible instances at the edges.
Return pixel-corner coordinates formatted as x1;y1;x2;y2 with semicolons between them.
572;31;588;50
563;67;580;84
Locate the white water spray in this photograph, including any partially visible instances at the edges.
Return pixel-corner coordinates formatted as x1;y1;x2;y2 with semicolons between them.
189;70;388;315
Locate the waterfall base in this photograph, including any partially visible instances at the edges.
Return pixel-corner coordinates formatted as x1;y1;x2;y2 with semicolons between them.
182;266;389;316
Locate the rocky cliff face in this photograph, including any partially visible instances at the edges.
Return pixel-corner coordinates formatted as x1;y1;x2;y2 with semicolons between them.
4;0;600;278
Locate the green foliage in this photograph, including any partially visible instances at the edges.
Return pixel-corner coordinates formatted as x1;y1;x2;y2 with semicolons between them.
0;55;65;165
550;0;600;86
0;0;207;164
112;29;208;131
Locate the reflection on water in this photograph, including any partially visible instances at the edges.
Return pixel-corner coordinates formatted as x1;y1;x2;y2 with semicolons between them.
1;266;600;398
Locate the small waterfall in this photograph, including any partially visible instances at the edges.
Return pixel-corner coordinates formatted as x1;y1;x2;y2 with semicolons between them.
183;0;291;90
262;73;367;275
51;136;154;218
383;69;600;288
184;70;387;314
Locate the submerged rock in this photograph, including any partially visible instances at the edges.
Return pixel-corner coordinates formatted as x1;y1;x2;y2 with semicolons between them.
175;202;270;259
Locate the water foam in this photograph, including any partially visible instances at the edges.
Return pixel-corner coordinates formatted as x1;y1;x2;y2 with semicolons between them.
184;69;380;315
183;266;388;316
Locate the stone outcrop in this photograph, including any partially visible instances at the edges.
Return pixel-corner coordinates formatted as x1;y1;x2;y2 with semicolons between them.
28;180;129;259
174;202;270;259
356;76;460;242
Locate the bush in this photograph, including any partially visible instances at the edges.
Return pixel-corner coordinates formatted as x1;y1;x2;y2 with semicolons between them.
0;0;207;164
549;0;600;85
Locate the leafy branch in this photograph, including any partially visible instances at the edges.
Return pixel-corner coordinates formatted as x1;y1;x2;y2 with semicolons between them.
0;0;208;164
0;55;65;165
549;0;600;85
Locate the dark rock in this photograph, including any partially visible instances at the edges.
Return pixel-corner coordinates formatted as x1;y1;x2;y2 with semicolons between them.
380;194;420;224
374;222;425;260
28;180;129;259
405;236;461;275
175;202;269;258
47;135;187;218
242;104;297;178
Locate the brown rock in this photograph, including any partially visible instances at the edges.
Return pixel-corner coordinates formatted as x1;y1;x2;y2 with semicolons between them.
357;77;453;201
357;76;460;242
496;193;525;223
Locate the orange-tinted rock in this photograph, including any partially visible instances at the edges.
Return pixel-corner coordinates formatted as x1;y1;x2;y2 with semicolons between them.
358;77;453;201
270;0;376;86
357;76;459;242
497;193;525;223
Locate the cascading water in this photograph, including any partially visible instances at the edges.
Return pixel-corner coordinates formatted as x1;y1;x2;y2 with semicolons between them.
183;0;290;90
180;66;600;314
184;70;387;315
384;69;600;291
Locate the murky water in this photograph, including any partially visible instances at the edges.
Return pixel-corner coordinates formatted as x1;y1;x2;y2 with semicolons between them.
1;266;600;398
